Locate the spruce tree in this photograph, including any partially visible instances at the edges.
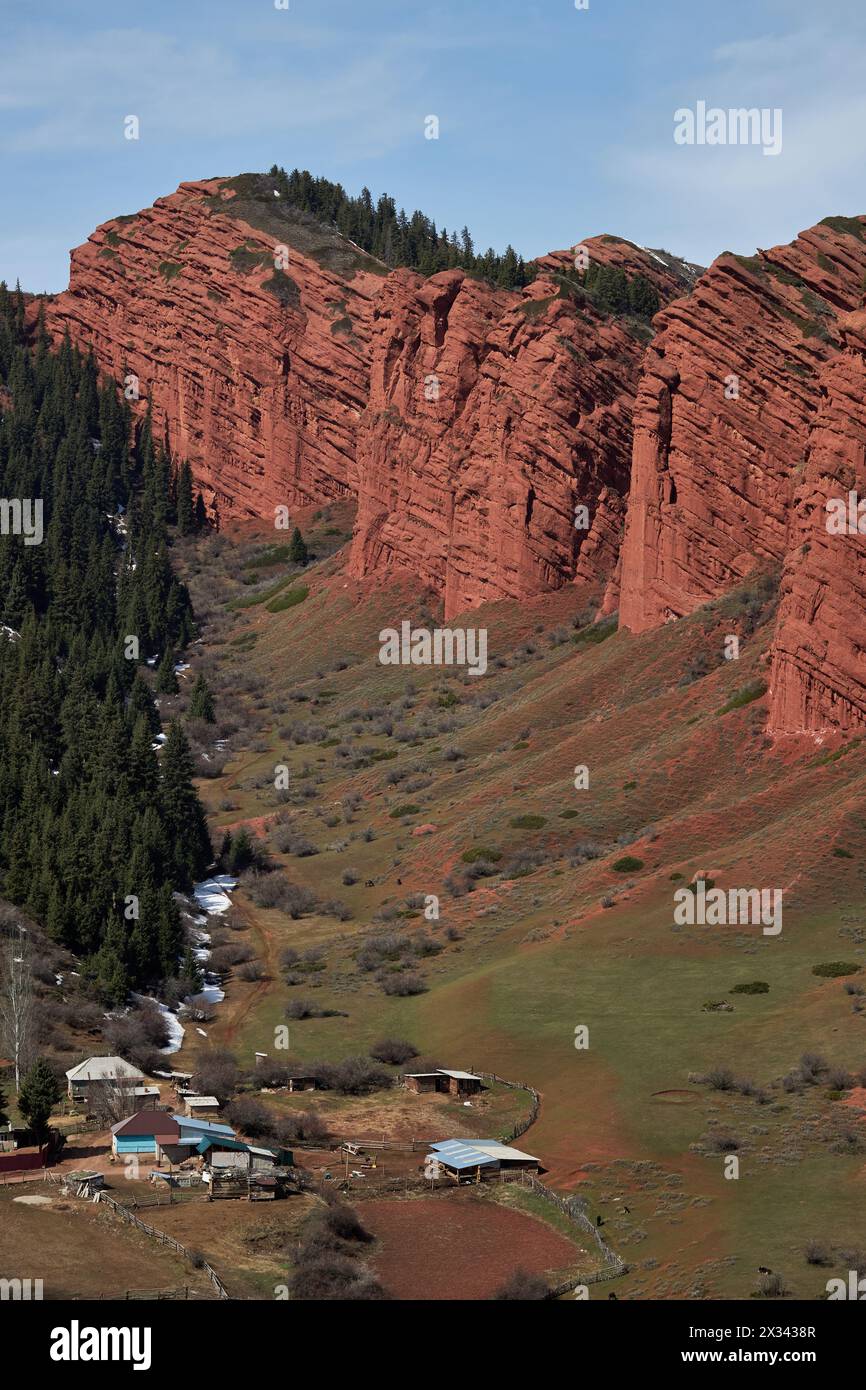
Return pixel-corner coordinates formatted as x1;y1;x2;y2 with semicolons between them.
18;1057;61;1143
176;461;194;535
288;526;308;565
155;648;179;694
227;825;254;874
189;672;215;723
160;721;211;886
627;274;660;319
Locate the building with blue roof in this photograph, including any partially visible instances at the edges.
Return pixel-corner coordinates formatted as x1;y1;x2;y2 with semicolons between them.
426;1138;540;1182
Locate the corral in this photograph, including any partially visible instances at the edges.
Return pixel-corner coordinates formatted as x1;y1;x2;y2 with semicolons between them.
359;1188;596;1300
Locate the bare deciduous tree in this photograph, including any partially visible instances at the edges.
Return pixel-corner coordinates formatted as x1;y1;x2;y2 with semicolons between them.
0;925;35;1092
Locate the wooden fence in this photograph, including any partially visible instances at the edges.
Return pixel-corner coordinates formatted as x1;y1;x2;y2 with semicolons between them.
97;1192;229;1299
515;1172;628;1296
467;1067;541;1143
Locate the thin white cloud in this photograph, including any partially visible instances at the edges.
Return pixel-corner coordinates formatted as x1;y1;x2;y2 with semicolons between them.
608;17;866;260
0;26;427;158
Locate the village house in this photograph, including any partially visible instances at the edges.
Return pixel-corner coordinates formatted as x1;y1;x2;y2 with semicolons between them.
66;1056;146;1102
426;1139;540;1183
404;1068;484;1099
183;1095;221;1118
110;1111;181;1162
110;1110;238;1166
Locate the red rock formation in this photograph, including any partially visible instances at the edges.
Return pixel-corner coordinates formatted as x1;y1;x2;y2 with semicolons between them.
617;221;866;634
44;179;696;618
768;309;866;733
350;239;690;618
43;176;381;519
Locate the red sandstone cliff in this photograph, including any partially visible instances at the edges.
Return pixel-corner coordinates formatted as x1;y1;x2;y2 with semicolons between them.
41;176;866;732
349;240;691;618
44;176;695;620
617;220;866;634
768;308;866;734
44;175;382;518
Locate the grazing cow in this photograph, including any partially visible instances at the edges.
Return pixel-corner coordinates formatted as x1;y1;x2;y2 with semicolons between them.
758;1266;773;1275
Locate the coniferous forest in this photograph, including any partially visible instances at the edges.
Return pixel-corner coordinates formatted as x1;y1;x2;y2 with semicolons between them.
0;282;211;1005
268;164;536;288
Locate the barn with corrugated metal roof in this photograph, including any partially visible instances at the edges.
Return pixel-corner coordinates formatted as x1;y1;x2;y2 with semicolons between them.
425;1138;540;1182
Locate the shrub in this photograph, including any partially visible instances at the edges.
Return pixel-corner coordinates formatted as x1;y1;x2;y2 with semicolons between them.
730;981;770;995
798;1052;828;1082
321;1205;374;1244
389;804;421;818
704;1067;736;1092
812;962;861;978
706;1133;740;1153
313;1056;391;1095
491;1268;549;1300
380;972;427;996
192;1050;240;1105
226;1096;274;1139
370;1038;419;1065
272;1110;331;1145
755;1271;787;1298
290;1255;378;1301
612;856;644;873
827;1067;853;1090
462;847;503;864
209;943;254;971
355;932;411;972
285;999;341;1021
509;814;546;830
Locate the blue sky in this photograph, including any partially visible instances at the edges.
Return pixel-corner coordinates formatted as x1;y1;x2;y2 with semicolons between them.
2;0;865;291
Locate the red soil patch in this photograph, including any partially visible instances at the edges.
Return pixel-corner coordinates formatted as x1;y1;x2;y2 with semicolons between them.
843;1086;866;1116
361;1194;582;1299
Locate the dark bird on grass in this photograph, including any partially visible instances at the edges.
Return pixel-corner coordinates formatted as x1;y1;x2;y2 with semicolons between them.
596;1215;605;1227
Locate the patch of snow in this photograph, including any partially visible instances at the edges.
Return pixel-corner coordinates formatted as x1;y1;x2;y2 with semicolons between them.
132;993;186;1055
1;625;20;643
196;1028;208;1038
193;875;237;916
